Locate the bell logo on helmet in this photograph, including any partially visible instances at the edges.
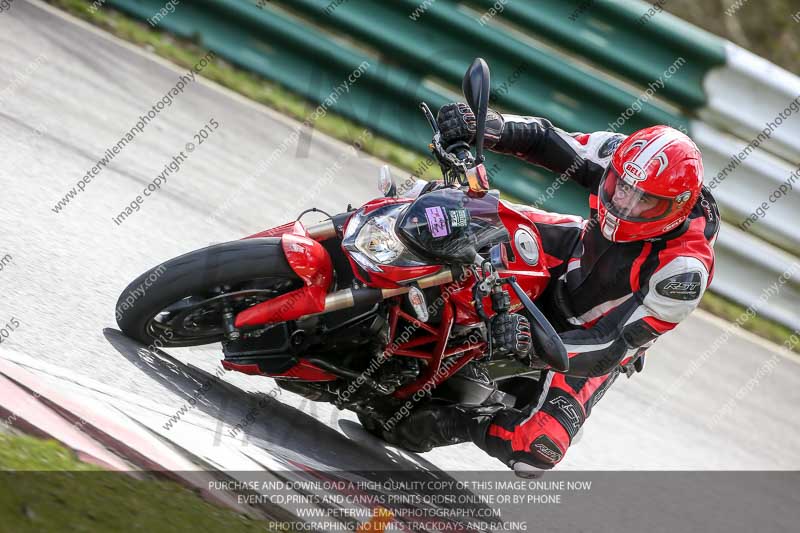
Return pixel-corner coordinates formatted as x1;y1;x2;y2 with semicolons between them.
623;161;647;182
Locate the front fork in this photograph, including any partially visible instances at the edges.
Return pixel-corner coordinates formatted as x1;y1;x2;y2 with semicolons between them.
231;218;458;334
472;259;508;358
235;225;334;328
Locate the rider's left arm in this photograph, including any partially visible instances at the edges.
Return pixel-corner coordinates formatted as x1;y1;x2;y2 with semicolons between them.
557;256;710;377
489;115;625;191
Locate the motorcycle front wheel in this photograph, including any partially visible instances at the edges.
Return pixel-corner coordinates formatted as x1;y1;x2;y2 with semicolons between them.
116;238;301;347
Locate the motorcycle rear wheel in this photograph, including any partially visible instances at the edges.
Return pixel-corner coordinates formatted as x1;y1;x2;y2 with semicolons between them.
116;238;301;347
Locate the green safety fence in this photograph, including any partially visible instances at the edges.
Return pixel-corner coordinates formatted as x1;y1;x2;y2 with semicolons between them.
467;0;726;109
273;0;684;132
106;0;719;217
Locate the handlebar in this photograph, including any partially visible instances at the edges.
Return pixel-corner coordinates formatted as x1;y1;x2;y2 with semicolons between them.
420;101;478;187
448;141;474;165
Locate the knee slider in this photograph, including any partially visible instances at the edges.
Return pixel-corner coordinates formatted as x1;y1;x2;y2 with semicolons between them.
509;448;558;474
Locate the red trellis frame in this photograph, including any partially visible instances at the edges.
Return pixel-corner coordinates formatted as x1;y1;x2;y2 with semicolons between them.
387;294;487;400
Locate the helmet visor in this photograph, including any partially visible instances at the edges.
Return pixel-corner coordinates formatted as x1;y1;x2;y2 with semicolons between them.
599;165;675;222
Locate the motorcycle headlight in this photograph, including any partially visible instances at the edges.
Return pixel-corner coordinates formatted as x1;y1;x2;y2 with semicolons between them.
355;213;406;264
342;204;427;272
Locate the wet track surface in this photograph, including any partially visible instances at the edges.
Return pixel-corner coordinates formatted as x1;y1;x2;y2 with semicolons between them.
1;0;799;498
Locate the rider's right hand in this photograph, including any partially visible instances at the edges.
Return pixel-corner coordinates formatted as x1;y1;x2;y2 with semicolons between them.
436;102;506;148
491;312;533;360
490;312;551;370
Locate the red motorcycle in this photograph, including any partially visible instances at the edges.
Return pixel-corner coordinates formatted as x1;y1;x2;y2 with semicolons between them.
117;59;568;434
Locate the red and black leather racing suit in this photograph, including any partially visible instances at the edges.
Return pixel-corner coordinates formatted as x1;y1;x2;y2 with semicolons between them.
475;115;720;469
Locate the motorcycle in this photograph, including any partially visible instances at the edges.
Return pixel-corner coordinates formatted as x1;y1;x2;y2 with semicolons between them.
117;58;569;437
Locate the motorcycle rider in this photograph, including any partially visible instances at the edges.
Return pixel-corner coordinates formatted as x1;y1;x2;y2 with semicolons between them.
387;103;720;474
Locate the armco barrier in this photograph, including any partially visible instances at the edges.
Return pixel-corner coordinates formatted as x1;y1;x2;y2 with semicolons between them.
277;0;686;134
105;0;799;330
469;0;726;110
692;121;800;253
700;42;800;166
713;226;800;331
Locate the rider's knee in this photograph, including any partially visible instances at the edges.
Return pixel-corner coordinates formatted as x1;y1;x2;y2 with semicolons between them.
519;414;572;468
485;410;572;469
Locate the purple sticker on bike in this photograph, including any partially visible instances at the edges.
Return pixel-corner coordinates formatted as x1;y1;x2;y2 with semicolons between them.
425;206;449;238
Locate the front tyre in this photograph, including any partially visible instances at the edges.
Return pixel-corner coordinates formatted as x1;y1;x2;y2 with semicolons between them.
116;238;301;347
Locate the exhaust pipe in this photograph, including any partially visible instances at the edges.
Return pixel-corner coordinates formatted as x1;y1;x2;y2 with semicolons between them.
307;219;337;240
317;269;456;315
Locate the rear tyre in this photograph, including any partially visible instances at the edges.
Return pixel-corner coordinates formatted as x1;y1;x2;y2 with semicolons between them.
116;238;301;347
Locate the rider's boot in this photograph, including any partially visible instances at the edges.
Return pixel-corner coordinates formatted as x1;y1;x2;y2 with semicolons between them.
385;403;505;453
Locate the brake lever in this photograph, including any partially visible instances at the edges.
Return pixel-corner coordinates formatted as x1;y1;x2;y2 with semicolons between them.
420;102;439;133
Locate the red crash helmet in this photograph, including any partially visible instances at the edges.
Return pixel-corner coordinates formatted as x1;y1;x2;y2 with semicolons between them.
598;125;703;242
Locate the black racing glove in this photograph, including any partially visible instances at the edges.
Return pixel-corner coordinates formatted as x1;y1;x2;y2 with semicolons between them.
436;102;505;148
491;312;550;369
491;313;532;360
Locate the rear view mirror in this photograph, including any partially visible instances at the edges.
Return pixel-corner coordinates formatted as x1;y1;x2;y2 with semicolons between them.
462;58;491;163
378;165;397;197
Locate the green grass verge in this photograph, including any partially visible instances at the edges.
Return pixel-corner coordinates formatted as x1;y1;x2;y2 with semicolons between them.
0;433;100;471
0;434;282;533
44;0;799;353
0;433;278;533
